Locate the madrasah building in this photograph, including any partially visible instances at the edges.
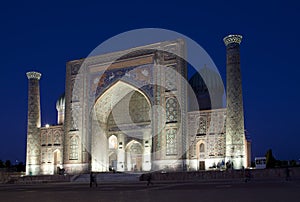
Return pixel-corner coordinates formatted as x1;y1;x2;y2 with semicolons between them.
25;35;251;175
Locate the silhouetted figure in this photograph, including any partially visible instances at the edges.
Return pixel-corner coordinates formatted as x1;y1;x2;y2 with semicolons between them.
90;172;98;187
147;173;153;186
285;167;290;181
226;161;231;170
245;169;251;182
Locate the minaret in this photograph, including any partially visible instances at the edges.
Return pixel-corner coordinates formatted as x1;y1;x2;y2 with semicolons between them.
26;71;42;175
223;35;246;169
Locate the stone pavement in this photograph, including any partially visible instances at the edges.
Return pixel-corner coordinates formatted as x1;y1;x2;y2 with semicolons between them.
0;178;299;202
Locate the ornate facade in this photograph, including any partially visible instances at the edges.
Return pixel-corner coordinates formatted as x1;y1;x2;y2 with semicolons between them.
25;36;251;175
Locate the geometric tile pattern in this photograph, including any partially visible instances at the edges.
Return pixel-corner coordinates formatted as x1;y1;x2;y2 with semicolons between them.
166;128;177;155
69;136;79;160
166;97;178;123
26;73;42;175
187;110;226;160
165;65;177;91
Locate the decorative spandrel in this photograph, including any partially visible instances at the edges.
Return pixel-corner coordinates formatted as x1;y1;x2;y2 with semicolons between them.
90;64;153;99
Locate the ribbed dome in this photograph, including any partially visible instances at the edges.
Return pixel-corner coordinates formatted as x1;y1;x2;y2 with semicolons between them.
189;72;207;94
188;66;224;111
56;93;65;111
189;66;224;94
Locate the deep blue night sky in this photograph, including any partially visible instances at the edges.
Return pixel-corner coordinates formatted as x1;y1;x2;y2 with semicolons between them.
0;0;299;163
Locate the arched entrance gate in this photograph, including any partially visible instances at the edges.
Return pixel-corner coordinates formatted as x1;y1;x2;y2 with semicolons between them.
91;81;152;172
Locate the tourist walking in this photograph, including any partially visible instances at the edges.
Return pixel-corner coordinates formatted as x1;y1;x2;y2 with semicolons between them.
147;173;153;186
90;172;98;187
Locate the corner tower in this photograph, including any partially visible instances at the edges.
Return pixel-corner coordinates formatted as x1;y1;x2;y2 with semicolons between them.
223;35;246;169
26;71;42;175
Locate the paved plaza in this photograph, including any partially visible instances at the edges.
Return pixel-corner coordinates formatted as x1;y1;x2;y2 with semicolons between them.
0;179;299;202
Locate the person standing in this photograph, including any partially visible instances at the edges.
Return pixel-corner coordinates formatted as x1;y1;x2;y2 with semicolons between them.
285;167;290;181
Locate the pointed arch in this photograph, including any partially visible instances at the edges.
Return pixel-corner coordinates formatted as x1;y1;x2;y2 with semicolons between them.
125;140;143;151
196;140;206;160
93;80;152;124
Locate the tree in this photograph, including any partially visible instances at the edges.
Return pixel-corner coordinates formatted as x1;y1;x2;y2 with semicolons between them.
5;160;11;168
16;162;25;172
265;149;276;168
0;160;4;168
